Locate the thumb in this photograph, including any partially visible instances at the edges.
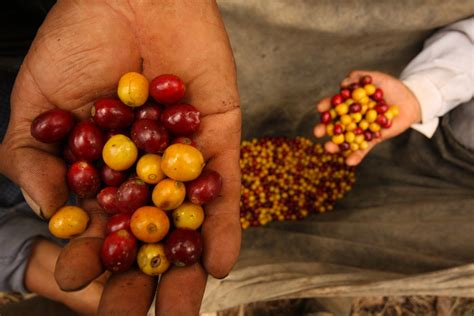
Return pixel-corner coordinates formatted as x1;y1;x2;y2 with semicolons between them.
1;145;69;219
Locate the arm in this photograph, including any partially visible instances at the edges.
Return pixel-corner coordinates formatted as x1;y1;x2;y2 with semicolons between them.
314;17;473;165
401;17;474;138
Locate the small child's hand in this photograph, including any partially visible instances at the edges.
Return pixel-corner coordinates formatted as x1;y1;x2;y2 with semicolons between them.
314;70;422;166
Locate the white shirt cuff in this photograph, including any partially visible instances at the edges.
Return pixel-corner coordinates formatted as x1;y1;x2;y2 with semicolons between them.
402;75;444;138
411;118;439;138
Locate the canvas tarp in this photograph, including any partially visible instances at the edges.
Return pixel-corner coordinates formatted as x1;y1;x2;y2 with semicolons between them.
201;0;474;313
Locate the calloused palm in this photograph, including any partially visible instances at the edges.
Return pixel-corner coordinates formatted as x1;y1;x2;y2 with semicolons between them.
0;1;241;315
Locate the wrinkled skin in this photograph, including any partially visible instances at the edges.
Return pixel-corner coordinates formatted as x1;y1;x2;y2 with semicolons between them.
0;1;241;314
314;70;422;166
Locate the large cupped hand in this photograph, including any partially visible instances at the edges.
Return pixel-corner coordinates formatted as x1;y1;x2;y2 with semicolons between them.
0;1;241;314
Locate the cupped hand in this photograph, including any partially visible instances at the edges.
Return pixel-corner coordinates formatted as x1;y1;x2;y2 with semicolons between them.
0;1;241;314
313;70;422;166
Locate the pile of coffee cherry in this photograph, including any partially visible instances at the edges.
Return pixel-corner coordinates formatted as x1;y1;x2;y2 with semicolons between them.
31;72;222;276
240;137;355;228
319;75;399;153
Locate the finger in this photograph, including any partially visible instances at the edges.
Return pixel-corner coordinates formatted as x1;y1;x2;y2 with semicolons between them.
190;115;241;278
346;138;380;166
341;70;364;87
55;199;108;291
324;141;340;153
189;108;241;279
200;149;241;278
194;112;241;161
340;76;353;88
346;70;367;81
98;268;157;316
54;237;104;292
156;264;207;316
0;145;69;219
78;198;109;239
137;1;241;279
316;97;331;112
341;70;378;88
20;188;42;218
313;124;326;138
172;63;241;279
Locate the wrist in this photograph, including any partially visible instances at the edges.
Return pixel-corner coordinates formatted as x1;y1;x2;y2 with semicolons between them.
401;81;423;126
402;75;445;138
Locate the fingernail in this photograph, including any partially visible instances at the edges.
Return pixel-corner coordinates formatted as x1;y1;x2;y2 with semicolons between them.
346;157;359;166
20;188;44;219
39;208;46;220
340;78;350;86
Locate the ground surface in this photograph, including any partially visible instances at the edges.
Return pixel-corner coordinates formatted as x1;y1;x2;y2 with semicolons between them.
216;297;474;316
2;293;474;315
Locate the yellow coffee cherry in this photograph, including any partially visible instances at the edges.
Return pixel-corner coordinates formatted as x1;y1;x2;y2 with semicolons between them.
369;122;381;132
359;119;369;130
136;154;165;184
389;105;400;116
326;124;334;136
117;72;149;107
152;178;186;211
354;134;365;144
350;143;360;151
103;135;138;171
361;104;369;114
360;141;369;150
131;206;170;243
345;132;355;143
346;122;357;132
364;84;376;95
359;96;370;105
332;134;345;145
340;114;352;125
137;243;170;276
366;109;378;123
335;103;349;116
345;99;354;105
368;101;377;108
49;206;89;239
385;111;394;120
352;88;366;102
351;112;362;122
329;109;337;119
161;144;205;181
172;202;204;230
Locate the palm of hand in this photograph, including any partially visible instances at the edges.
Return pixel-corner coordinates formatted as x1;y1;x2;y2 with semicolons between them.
2;1;241;314
314;70;421;166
